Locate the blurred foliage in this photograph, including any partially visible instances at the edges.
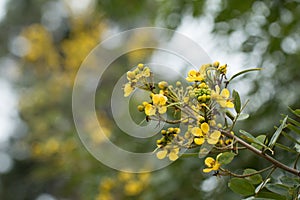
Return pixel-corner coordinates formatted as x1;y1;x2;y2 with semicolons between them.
0;0;299;199
213;0;300;133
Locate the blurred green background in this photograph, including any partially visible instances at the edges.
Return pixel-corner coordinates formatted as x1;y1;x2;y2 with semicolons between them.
0;0;300;199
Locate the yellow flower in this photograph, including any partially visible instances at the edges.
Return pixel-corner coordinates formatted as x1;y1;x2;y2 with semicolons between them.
217;64;227;74
168;148;179;161
191;127;202;137
191;122;210;145
199;64;210;78
207;130;221;144
153;94;167;106
142;67;151;77
124;180;143;196
124;83;134;97
203;157;220;173
211;85;234;108
156;147;179;161
156;149;168;159
144;94;168;116
144;102;156;116
186;69;204;82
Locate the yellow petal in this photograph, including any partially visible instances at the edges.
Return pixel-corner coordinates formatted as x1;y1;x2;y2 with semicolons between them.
204;157;215;167
218;100;227;107
210;131;221;139
168;152;179;161
152;94;160;105
212;162;220;170
159;95;167;105
203;168;213;173
207;131;221;144
142;67;151;77
220;88;230;98
226;101;234;108
194;137;204;145
124;83;133;97
172;147;180;154
126;71;135;80
188;69;197;76
191;127;202;137
145;104;156;116
207;138;218;144
158;106;167;114
201;123;210;134
156;149;167;159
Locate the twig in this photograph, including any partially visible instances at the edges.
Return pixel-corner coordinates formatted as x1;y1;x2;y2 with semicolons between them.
220;129;300;177
219;165;274;178
294;153;300;170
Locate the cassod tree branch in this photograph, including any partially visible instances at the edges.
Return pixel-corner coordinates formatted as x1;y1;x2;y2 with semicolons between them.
220;130;300;177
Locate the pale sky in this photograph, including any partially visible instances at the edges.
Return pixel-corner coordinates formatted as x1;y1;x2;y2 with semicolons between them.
0;0;7;22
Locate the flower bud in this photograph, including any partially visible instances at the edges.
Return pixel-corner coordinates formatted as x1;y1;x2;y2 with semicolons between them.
213;61;220;68
158;81;168;89
176;81;182;87
137;105;144;112
137;63;144;70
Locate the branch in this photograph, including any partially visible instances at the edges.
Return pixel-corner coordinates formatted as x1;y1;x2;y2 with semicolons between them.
219;165;275;178
220;130;300;177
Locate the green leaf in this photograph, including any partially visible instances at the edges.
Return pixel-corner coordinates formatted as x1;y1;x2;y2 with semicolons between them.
240;130;273;154
217;152;235;165
287;117;300;128
228;178;255;196
226;110;235;121
274;143;298;153
294;109;300;116
243;197;278;200
232;90;241;113
227;68;262;83
265;184;289;196
288;107;300;118
281;131;300;145
280;176;300;187
287;123;300;135
243;169;263;185
251;135;267;150
255;191;286;200
237;113;250;121
239;130;257;143
268;116;288;149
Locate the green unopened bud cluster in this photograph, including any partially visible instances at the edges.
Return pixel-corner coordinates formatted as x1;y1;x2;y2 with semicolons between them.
156;127;180;147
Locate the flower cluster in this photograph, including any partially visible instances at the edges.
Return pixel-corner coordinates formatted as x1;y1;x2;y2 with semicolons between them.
143;93;168;116
96;171;150;199
123;62;237;173
123;63;152;97
156;127;182;161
